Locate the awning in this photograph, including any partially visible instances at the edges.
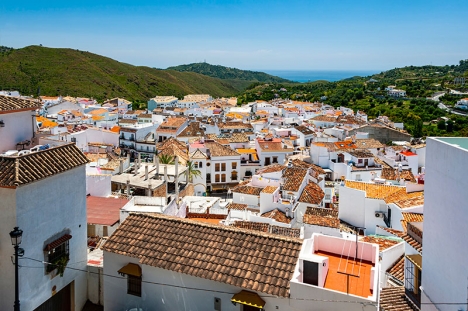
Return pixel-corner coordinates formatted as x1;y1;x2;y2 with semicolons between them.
231;290;265;309
406;254;422;270
118;263;142;277
251;153;259;161
44;234;72;251
237;149;257;154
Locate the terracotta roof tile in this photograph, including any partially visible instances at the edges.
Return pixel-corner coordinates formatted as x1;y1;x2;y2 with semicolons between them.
303;207;339;228
381;168;416;183
231;185;263;196
385;190;423;205
206;133;249;143
387;255;405;284
311;115;337;122
218;122;253;130
257;164;285;174
380;287;418;311
345;181;403;200
290;159;326;175
0;95;42;113
261;186;278;194
102;213;302;297
360;236;400;251
205;141;240;157
354;139;385;149
0;143;89;187
298;182;324;204
282;167;307;192
400;213;424;232
178;122;205;137
294;125;314;135
227;203;248;210
261;209;292;224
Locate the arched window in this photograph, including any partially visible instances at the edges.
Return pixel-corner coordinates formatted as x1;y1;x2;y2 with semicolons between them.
199;162;203;168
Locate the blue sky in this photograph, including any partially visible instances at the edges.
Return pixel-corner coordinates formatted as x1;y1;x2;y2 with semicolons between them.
1;0;467;71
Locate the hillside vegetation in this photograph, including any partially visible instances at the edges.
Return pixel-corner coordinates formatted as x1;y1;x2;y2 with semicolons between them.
239;60;468;138
167;62;290;89
0;46;241;102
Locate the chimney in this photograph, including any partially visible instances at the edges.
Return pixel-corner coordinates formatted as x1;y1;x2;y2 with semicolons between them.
175;156;179;199
164;165;168;203
145;164;149;180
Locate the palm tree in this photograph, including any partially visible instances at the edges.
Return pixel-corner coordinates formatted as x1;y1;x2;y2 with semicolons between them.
158;154;175;164
186;161;202;182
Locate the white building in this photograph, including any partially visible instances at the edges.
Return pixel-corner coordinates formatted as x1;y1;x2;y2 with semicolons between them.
0;95;41;153
421;137;468;311
102;213;379;311
0;143;89;310
147;96;178;110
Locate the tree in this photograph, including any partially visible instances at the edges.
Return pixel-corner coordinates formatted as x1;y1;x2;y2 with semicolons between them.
186;161;202;182
437;119;446;130
158;154;175;164
446;120;454;132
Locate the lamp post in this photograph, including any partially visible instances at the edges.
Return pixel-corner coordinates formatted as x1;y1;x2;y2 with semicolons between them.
9;227;23;311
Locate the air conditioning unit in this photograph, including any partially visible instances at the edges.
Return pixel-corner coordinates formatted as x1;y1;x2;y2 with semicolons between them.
375;212;384;218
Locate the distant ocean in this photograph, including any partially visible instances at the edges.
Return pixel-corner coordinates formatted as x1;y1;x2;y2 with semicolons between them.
262;70;380;83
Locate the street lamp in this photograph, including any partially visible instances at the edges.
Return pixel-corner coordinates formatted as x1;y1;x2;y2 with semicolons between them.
9;227;23;311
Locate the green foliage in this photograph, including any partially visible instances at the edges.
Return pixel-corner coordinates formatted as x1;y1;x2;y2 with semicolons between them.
167;62;289;83
0;46;241;101
158;154;175;164
437;119;446;130
186;161;202;183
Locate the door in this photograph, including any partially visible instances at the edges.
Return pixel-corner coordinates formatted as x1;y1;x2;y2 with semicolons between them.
34;282;71;311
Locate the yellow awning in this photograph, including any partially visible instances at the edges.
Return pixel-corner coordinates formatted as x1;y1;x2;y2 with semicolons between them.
406;254;422;270
231;290;265;309
118;263;142;277
237;149;257;154
252;153;259;161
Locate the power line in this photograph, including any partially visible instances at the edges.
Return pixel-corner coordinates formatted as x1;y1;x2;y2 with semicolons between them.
19;257;468;305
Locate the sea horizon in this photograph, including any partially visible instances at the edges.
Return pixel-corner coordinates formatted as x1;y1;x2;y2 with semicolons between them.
261;69;382;83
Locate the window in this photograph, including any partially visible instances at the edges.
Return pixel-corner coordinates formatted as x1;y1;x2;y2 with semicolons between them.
194;162;198;168
405;255;422;307
272;156;278;164
265;157;271;166
221;174;226;182
215;163;220;172
358;159;363;164
199;162;203;168
232;162;237;169
127;275;142;297
221;163;226;171
231;171;238;180
215;174;220;182
45;236;71;273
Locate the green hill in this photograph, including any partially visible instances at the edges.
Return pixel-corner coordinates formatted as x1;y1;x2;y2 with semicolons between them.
167;62;290;88
0;45;242;102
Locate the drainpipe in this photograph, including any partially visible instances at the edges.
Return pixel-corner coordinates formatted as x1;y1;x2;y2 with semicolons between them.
126;178;130;196
119;160;123;174
145;164;149;181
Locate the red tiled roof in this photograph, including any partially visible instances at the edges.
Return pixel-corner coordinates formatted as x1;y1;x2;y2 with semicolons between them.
87;196;129;226
387;255;405;284
303;207;339;228
360;236;400;251
44;234;72;251
261;209;292;224
0;143;89;187
0;95;42;113
380;287;418;311
102;213;302;297
282;167;307;192
298;182;324;205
